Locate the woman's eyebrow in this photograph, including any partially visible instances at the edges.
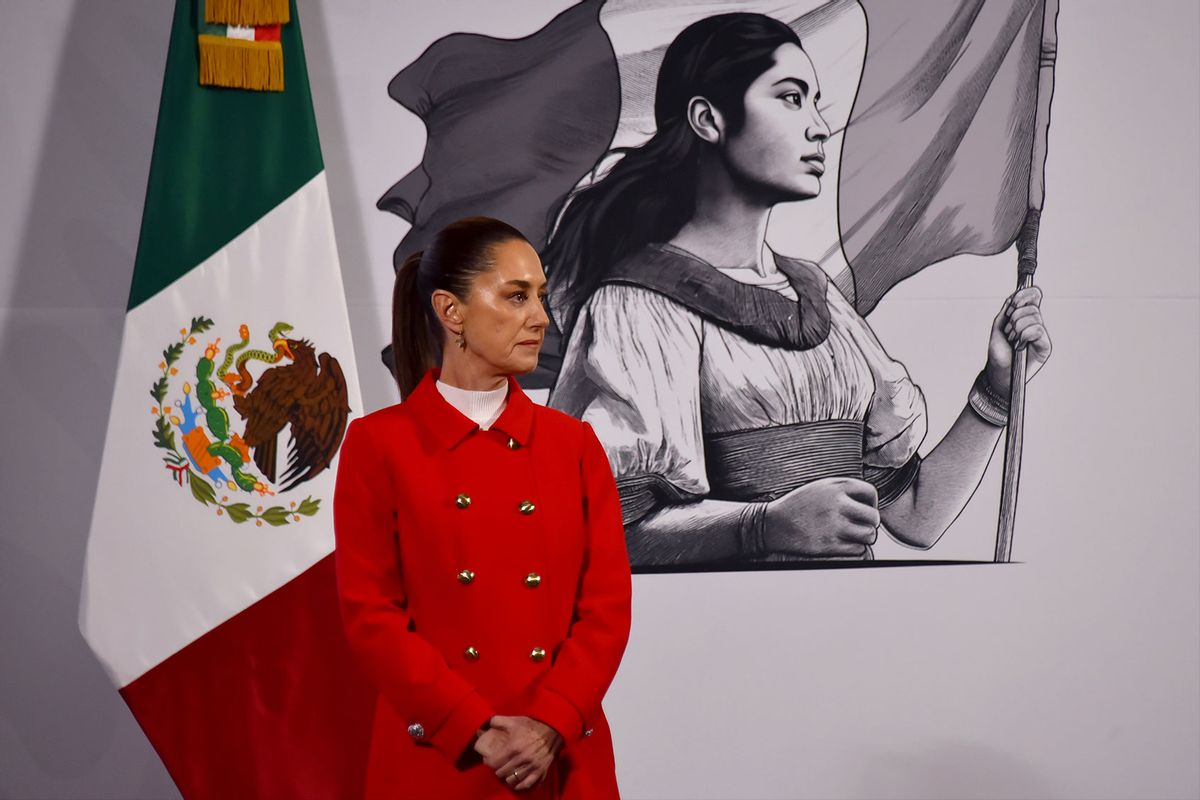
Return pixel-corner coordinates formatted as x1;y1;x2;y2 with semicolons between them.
771;77;821;103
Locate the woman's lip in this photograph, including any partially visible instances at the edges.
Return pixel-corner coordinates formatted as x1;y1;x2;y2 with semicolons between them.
802;156;825;175
518;341;541;347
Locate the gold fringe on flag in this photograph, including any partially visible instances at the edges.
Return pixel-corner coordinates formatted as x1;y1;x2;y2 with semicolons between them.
204;0;290;27
198;35;284;92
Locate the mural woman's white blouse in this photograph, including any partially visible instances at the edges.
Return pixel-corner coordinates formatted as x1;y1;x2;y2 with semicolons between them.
548;246;927;508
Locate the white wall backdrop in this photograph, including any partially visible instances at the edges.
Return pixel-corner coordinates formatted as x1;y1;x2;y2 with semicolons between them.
0;1;1196;798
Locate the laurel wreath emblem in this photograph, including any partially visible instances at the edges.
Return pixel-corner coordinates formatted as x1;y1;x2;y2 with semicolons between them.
149;317;321;527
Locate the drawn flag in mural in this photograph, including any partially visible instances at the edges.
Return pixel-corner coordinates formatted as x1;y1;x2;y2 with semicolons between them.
79;1;373;797
379;0;1057;382
836;0;1057;314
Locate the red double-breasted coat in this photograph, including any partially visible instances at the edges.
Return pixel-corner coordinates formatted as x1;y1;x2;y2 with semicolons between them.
333;367;632;798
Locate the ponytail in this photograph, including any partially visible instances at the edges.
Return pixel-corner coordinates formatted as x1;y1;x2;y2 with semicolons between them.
544;126;699;337
391;250;439;399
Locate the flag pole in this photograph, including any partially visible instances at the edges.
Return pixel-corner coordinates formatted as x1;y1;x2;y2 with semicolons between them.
996;0;1059;562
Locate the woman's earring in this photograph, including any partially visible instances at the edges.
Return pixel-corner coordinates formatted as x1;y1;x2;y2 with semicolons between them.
455;331;467;350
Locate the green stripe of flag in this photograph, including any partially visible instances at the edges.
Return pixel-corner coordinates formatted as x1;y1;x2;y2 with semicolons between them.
129;0;322;312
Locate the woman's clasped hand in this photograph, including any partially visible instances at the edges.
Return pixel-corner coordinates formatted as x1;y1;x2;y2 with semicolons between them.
474;715;563;791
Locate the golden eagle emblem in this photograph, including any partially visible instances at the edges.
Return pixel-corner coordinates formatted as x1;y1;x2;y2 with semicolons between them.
150;317;350;526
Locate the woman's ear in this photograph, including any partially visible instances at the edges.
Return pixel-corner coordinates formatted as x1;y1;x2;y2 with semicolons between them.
431;289;463;334
687;96;724;145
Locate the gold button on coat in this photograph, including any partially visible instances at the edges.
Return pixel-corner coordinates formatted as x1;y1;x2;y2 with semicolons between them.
507;437;520;450
457;570;475;585
464;646;480;661
455;493;471;509
529;647;546;662
524;573;541;588
518;500;536;515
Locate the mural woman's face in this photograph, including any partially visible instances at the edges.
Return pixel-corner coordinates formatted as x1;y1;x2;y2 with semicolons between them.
721;43;831;202
458;238;549;375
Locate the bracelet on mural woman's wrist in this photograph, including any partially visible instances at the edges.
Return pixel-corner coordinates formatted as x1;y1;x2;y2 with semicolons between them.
737;501;770;558
967;368;1011;427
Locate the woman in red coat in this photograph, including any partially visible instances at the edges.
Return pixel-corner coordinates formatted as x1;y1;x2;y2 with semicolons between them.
334;217;632;798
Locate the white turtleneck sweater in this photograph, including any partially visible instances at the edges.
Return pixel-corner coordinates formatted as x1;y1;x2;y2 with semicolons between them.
436;378;509;430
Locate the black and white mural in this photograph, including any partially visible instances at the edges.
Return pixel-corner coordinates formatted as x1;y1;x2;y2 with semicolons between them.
379;0;1057;572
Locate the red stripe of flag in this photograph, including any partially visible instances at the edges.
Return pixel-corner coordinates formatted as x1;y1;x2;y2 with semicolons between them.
120;555;376;799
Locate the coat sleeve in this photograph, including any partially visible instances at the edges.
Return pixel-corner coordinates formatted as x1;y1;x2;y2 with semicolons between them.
333;418;496;763
526;420;633;747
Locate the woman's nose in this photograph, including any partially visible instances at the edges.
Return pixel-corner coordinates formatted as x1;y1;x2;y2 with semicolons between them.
808;108;831;142
531;297;550;327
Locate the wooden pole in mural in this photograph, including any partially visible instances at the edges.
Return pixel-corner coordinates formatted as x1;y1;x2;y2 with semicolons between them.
996;0;1059;563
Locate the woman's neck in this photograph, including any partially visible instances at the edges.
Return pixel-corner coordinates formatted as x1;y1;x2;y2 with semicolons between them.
438;350;508;391
669;156;774;276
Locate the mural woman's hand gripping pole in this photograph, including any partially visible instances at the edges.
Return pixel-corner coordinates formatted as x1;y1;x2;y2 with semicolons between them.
985;282;1051;400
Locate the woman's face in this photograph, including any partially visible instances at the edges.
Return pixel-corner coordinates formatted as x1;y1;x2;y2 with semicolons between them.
720;43;831;202
458;238;549;375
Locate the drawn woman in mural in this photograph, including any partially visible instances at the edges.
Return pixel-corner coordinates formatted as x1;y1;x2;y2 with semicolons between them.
544;12;1053;568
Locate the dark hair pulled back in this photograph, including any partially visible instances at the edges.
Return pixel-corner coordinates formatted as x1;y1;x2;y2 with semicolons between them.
542;13;802;336
392;216;528;398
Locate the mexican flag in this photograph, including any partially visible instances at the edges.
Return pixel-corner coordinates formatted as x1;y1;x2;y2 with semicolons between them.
79;1;374;797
